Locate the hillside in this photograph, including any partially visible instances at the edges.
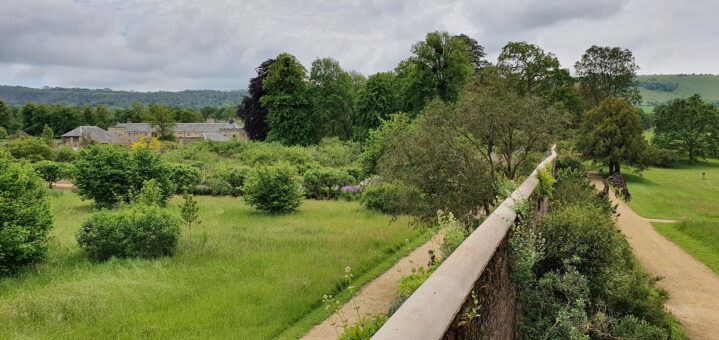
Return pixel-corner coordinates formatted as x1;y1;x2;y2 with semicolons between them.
0;85;246;108
636;74;719;105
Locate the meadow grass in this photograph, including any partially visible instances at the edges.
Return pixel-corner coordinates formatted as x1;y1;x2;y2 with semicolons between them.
0;192;427;339
624;159;719;273
637;74;719;104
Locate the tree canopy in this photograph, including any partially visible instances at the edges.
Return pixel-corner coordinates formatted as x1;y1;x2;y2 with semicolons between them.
238;58;274;141
653;94;719;161
575;46;640;107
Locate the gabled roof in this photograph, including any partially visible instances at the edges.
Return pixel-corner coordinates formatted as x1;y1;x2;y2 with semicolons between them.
62;126;118;144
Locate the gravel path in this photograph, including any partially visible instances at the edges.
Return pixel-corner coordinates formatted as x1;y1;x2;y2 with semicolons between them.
301;233;443;340
590;174;719;339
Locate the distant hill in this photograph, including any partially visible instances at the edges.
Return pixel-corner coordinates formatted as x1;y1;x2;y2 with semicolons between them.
636;74;719;106
0;85;247;108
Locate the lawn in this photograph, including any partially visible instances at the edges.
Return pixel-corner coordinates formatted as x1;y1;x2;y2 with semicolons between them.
0;192;426;339
624;159;719;273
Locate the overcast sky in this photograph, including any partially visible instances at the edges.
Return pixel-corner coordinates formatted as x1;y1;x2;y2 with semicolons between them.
0;0;717;91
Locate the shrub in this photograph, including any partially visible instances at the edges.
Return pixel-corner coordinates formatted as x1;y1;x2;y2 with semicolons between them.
73;145;175;208
134;179;164;206
33;160;72;188
645;144;680;167
398;266;433;300
555;150;585;172
76;203;181;261
0;127;6;139
243;164;303;214
360;182;422;215
437;210;468;259
303;167;355;199
312;137;362;168
56;145;77;162
203;176;233;196
0;153;53;275
6;137;55;162
537;167;556;198
339;314;388;340
169;163;202;193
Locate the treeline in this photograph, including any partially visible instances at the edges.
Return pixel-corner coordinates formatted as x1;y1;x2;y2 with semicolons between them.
637;79;678;92
239;32;642;146
0;85;245;108
0;101;238;137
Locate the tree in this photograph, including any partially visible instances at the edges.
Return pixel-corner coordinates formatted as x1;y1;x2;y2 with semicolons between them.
261;53;317;145
0;151;53;275
243;164;303;214
309;58;356;140
498;41;563;95
144;104;176;141
354;72;399;140
179;192;200;241
0;100;21;133
575;46;640;107
653;94;719;162
455;34;488;69
238;58;274;141
577;97;648;174
33;160;71;188
6;137;56;162
452;70;564;179
394;59;436;115
409;31;473;102
41;124;54;145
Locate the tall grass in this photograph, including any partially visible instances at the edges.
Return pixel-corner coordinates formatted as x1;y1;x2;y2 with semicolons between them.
0;192;425;339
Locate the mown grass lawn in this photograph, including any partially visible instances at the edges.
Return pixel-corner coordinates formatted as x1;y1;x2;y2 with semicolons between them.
624;159;719;273
0;192;426;339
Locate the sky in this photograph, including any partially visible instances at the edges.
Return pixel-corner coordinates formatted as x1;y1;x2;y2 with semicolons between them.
0;0;717;91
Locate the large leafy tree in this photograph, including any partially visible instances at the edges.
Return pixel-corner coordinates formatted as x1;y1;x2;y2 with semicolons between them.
455;34;489;69
575;46;640;107
238;58;274;141
309;57;355;140
653;94;719;162
452;69;564;179
498;41;567;96
0;100;21;133
354;72;399;140
144;104;176;141
409;31;473;102
262;53;317;146
577;97;647;174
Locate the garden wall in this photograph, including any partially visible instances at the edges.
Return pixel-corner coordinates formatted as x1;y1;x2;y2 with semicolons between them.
373;147;557;340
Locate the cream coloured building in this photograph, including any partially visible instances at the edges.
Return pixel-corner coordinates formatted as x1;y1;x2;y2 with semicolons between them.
108;121;247;144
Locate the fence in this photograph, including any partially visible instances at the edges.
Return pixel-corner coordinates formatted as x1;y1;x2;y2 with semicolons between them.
373;147;557;340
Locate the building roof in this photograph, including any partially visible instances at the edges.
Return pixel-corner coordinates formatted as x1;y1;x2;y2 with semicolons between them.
62;126;119;143
113;122;243;133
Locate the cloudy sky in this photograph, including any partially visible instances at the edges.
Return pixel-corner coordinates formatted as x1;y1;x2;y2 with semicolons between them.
0;0;717;91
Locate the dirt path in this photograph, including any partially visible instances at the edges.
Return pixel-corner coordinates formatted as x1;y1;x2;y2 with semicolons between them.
589;174;719;339
302;233;443;340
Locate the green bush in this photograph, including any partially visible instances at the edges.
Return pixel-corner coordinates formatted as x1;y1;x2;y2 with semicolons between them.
56;146;77;162
398;266;432;300
645;144;680;167
203;176;233;196
360;182;422;215
303;167;355;199
437;210;468;259
340;314;388;340
243;164;303;214
5;137;55;162
537;167;556;198
76;203;181;261
0;152;53;275
555;150;585;172
312;137;362;168
169;163;202;193
73;145;175;208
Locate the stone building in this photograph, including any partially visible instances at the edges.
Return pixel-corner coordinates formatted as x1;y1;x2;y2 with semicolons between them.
61;126;119;149
108;121;247;144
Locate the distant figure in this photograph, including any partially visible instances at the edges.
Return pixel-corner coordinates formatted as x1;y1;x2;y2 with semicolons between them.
702;172;706;180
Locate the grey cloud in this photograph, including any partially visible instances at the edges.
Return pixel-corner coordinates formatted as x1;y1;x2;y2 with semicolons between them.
0;0;717;90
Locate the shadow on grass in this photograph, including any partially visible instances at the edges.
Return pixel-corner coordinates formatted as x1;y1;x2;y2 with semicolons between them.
622;172;658;186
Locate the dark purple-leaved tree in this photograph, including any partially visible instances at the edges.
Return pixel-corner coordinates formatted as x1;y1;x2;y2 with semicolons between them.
237;58;274;140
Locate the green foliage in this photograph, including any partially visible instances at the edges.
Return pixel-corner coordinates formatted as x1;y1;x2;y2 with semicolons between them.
360;182;422;215
179;192;200;241
409;31;473;102
309;58;358;140
33;160;72;188
5;137;56;162
575;45;640;107
358;114;411;177
637;74;719;105
577;97;648;174
645;144;681;167
76;203;181;261
436;210;468;259
339;314;388;340
73;145;174;208
398;266;433;300
169;163;202;193
41;124;54;143
243;164;303;214
0;153;53;275
262;53;317;146
354;72;399;140
0;127;7;139
555;148;586;172
311;137;362;168
144;104;176;141
537;167;556;198
303;167;354;200
134;179;164;206
653;94;719;161
56;145;77;162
